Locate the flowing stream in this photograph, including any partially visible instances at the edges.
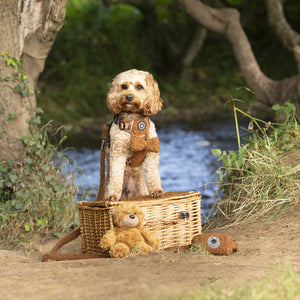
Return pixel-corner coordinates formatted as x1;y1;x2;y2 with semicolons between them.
65;120;245;223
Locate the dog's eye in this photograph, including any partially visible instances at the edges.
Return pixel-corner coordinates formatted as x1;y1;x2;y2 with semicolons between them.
121;84;128;90
136;85;144;90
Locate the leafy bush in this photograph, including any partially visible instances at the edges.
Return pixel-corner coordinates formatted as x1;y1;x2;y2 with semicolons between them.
0;110;78;249
39;0;243;125
209;101;300;227
38;0;154;123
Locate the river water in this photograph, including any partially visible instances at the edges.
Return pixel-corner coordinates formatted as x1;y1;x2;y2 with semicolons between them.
65;120;245;223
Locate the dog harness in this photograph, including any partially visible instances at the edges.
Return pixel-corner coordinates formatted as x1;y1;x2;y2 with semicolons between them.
113;114;160;167
113;114;150;137
97;115;160;201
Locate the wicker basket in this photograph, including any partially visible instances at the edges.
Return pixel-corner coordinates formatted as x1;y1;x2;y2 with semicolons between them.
77;191;201;253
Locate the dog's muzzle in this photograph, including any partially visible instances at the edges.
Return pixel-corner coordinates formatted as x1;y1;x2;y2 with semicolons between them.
125;94;134;102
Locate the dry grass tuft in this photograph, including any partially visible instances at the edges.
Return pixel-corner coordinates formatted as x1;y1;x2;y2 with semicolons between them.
206;101;300;229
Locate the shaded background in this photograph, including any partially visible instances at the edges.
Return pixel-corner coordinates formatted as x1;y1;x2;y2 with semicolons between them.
37;0;299;222
37;0;300;129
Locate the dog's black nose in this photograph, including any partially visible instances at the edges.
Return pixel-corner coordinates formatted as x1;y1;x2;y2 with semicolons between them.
125;94;134;102
129;214;135;219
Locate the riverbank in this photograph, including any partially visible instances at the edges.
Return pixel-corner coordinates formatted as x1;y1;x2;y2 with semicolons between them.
45;100;274;137
0;200;299;299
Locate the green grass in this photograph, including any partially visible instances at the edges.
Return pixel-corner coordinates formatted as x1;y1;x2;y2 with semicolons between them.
207;101;300;228
138;264;300;300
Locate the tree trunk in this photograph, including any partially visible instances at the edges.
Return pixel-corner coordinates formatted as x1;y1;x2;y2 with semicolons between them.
182;25;207;68
265;0;300;72
179;0;300;111
0;0;68;161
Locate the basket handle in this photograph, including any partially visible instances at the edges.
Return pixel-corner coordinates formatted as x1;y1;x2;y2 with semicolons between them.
42;228;109;261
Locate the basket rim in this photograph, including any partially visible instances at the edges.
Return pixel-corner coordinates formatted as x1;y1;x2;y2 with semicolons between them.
77;191;201;208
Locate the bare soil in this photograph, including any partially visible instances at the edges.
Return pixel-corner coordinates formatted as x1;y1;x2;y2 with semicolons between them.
0;201;299;300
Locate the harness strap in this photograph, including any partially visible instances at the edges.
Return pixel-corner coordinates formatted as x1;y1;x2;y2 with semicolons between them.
97;116;160;200
42;124;112;262
113;115;160;167
42;227;189;261
42;228;109;261
114;115;150;138
42;118;161;262
97;124;111;201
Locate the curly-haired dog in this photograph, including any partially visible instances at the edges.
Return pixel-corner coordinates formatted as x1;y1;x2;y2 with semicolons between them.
104;69;164;202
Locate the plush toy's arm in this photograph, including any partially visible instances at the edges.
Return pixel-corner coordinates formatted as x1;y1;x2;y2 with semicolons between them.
139;227;160;250
99;229;117;250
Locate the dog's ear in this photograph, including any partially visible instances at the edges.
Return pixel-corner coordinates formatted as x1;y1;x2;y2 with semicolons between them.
106;77;122;114
143;73;163;116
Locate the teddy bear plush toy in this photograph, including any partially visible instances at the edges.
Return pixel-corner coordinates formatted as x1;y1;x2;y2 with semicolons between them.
99;202;160;258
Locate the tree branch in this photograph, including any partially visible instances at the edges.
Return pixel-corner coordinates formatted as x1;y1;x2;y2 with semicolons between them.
265;0;300;50
265;0;300;71
182;25;207;68
179;0;226;34
178;0;276;105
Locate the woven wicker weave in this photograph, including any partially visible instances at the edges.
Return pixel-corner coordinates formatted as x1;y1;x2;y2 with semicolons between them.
77;191;201;253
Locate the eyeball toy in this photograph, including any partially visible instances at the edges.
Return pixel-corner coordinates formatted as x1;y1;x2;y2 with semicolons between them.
192;233;239;255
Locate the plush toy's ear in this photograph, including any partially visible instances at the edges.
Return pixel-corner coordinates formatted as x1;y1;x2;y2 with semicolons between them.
112;207;122;227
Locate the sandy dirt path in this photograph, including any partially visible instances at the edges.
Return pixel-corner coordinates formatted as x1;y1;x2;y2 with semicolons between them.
0;202;299;300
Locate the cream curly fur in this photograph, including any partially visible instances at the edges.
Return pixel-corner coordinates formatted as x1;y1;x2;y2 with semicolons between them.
104;69;164;202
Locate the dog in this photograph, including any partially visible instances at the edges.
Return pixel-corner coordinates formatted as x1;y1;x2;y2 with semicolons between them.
104;69;164;202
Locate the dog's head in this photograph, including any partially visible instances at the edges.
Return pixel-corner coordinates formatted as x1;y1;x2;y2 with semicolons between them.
106;69;163;116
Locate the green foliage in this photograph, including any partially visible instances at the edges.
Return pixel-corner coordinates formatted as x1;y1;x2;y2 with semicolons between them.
0;109;78;248
37;0;300;125
38;0;211;124
272;100;299;123
226;0;243;6
1;52;30;98
33;0;300;128
210;101;299;226
39;0;150;122
213;101;299;182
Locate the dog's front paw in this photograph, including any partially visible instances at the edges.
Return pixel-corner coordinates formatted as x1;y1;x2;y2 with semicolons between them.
150;190;164;198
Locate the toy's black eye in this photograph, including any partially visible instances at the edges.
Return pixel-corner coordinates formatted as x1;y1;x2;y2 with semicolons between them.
121;84;128;90
136;84;143;90
208;236;220;248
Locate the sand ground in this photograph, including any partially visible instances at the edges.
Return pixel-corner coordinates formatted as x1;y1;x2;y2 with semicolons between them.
0;201;299;300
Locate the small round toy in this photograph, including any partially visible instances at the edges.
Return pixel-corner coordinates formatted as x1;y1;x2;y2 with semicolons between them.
192;233;239;255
